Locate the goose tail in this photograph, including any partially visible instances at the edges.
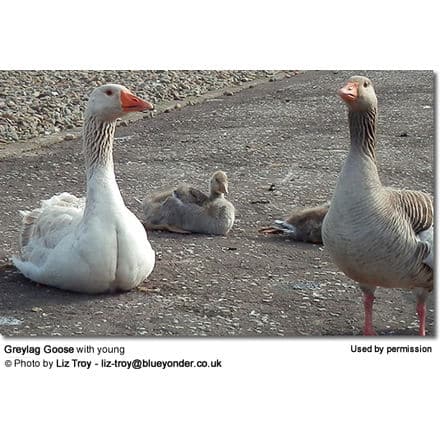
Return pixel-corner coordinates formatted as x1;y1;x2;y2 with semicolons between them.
12;256;44;284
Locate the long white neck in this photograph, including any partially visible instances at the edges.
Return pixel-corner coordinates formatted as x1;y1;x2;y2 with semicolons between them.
82;115;124;218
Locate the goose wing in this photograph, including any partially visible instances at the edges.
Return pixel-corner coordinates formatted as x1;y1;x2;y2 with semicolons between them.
391;189;433;234
173;185;209;205
388;188;433;268
18;192;85;264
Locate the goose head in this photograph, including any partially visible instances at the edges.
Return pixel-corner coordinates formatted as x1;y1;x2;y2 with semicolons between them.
86;84;154;122
210;171;229;196
339;76;377;112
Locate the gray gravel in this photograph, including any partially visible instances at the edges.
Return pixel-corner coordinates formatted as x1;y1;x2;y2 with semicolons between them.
0;70;277;143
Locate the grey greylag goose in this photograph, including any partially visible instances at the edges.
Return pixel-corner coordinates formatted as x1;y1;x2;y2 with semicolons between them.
13;84;155;293
322;75;433;336
259;202;329;244
142;170;235;235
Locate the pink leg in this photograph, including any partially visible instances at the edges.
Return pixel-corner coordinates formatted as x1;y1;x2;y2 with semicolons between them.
416;302;426;336
415;288;429;336
360;285;377;336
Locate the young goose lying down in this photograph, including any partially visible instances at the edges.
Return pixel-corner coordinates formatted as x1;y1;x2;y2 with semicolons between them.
322;75;433;336
143;170;235;235
13;84;156;294
259;202;329;244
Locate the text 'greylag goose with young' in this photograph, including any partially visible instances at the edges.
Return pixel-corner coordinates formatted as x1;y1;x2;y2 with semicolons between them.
321;76;433;336
13;84;155;293
142;170;235;235
259;202;329;244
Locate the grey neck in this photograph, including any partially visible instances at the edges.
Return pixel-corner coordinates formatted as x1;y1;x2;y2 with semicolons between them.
348;108;377;162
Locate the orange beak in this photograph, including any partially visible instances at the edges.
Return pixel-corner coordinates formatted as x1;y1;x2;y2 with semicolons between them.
338;81;358;103
120;89;154;112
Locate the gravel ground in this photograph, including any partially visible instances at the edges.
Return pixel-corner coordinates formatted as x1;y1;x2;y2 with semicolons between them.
0;70;278;143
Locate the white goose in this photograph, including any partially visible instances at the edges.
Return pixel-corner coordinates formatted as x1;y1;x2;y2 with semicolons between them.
322;76;433;336
13;84;155;294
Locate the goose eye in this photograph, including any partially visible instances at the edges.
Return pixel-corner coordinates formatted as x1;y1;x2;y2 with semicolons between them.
363;81;368;88
105;90;113;96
